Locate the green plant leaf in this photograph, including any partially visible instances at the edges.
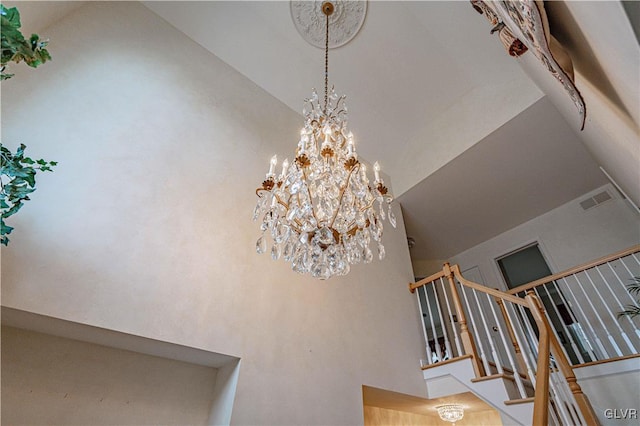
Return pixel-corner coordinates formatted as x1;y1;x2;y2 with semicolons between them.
1;219;14;235
1;6;51;75
2;202;23;218
1;5;21;28
0;142;56;244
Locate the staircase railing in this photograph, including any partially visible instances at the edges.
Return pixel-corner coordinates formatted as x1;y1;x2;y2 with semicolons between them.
507;245;640;365
410;263;601;425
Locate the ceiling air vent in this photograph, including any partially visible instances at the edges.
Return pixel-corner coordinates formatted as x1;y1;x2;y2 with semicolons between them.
580;190;612;211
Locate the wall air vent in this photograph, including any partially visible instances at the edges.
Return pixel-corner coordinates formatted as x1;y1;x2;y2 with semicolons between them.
580;190;612;211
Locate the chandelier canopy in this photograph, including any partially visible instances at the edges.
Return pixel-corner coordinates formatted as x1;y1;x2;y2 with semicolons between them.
252;1;395;279
435;404;465;424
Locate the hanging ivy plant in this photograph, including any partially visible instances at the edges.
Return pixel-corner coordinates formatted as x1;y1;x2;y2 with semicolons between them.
1;145;56;245
1;4;51;80
1;4;55;245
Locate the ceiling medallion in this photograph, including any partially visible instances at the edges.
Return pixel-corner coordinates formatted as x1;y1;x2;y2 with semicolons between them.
290;0;367;49
253;1;394;280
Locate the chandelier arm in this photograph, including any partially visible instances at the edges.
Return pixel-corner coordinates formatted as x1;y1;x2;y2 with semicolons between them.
274;194;289;210
329;163;359;229
359;198;377;212
302;167;320;225
333;95;345;113
289;223;304;235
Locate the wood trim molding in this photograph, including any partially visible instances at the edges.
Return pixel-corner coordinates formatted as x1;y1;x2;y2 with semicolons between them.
470;373;515;383
574;353;640;369
420;354;473;371
409;268;447;293
504;397;535;406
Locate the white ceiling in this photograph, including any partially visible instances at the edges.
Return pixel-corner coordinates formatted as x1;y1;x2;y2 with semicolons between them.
398;96;607;260
142;1;533;177
14;1;609;263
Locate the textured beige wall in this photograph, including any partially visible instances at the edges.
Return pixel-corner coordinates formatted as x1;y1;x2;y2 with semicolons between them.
364;406;439;425
2;326;218;425
0;2;426;425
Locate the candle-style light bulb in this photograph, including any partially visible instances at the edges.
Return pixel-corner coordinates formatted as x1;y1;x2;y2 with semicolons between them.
347;132;355;157
281;158;289;177
269;155;277;176
374;161;381;182
298;129;307;155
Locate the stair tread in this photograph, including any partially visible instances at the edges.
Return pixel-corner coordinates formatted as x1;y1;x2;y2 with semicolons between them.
504;397;535;405
471;373;515;383
471;373;534;388
420;354;473;370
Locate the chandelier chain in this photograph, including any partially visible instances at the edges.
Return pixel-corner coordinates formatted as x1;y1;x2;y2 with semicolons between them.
324;11;329;113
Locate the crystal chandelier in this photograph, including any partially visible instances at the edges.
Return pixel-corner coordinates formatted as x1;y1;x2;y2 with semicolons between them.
436;404;464;424
252;1;395;279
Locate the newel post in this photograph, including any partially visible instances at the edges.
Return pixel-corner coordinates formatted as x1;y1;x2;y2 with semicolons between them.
444;262;485;377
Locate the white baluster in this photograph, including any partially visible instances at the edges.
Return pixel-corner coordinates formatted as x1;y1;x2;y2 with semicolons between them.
548;358;581;426
424;285;443;362
505;303;537;386
440;277;463;357
569;274;619;357
515;303;571;421
517;304;540;359
561;276;607;360
416;287;432;364
609;260;637;304
459;283;491;374
596;264;640;341
536;285;585;364
616;257;640;341
433;281;453;361
472;289;503;374
551;280;597;363
583;269;635;354
489;295;528;398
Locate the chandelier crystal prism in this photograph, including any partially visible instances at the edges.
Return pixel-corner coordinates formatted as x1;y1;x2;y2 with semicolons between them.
252;1;395;280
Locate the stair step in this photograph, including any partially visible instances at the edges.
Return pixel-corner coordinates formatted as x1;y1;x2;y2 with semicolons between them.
487;361;528;380
471;373;514;383
504;397;535;406
420;354;473;371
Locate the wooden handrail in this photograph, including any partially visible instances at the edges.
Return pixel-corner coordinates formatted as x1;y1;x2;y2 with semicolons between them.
507;245;640;295
450;264;528;306
526;294;550;426
409;269;447;293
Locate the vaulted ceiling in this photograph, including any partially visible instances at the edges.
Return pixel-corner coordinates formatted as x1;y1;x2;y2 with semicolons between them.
13;1;633;267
